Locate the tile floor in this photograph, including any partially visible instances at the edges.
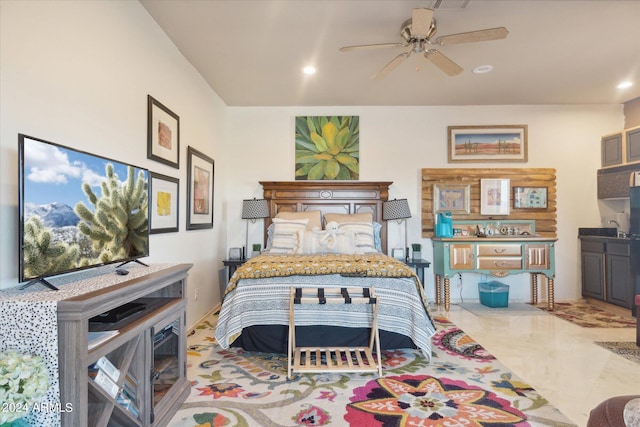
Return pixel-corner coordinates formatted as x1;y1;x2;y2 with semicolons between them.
435;302;639;427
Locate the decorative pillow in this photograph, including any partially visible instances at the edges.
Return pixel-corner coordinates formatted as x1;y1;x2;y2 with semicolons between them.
337;222;378;253
624;398;640;427
324;212;373;226
275;211;322;230
301;230;327;254
266;223;274;249
266;218;308;254
318;221;357;254
373;221;382;252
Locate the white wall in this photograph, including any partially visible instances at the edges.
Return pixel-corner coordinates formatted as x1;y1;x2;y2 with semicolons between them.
0;1;627;321
0;0;227;327
225;105;624;302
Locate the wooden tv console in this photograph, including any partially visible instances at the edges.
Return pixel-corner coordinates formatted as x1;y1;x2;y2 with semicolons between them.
57;263;192;426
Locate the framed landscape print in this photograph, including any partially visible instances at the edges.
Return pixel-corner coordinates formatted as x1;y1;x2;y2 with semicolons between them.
448;125;528;163
149;172;179;234
433;183;470;214
186;146;214;230
294;115;359;180
147;95;180;168
514;186;548;209
480;179;510;215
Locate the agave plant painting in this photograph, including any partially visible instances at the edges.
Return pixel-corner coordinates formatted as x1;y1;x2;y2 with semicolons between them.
295;116;359;180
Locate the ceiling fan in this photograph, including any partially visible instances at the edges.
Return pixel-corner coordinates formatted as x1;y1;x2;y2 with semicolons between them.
339;8;508;79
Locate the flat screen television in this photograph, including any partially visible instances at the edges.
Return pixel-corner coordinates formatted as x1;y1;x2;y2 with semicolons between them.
18;134;150;290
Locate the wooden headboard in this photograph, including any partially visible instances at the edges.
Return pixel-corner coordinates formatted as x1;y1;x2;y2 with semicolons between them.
259;181;393;252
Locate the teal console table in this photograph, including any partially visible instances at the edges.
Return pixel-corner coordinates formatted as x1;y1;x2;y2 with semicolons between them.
432;222;557;312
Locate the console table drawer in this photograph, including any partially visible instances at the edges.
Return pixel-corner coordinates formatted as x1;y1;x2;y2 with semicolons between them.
477;257;523;270
477;244;522;256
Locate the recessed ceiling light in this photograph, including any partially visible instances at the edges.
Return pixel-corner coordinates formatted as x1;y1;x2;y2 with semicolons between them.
472;65;493;74
617;81;633;89
302;66;317;75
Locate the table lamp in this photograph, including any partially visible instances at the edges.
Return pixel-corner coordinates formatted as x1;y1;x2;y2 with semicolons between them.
383;198;411;261
241;198;269;259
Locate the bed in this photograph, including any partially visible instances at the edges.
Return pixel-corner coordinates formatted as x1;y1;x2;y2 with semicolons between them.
214;181;436;359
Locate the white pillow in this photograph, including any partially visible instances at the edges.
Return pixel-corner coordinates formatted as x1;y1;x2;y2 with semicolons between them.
267;218;308;254
318;221;357;254
338;222;378;253
275;211;322;230
301;229;327;254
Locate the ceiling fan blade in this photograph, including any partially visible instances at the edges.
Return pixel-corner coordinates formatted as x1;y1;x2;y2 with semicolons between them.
339;42;405;52
435;27;508;45
411;8;434;38
425;49;463;76
372;51;411;80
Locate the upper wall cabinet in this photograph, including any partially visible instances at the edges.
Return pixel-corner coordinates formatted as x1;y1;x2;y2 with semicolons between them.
626;127;640;163
598;127;640;198
602;132;623;167
601;126;640;168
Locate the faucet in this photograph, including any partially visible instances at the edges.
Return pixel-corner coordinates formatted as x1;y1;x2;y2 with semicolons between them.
608;220;625;237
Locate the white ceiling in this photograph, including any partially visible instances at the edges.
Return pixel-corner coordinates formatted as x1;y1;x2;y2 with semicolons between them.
140;0;640;107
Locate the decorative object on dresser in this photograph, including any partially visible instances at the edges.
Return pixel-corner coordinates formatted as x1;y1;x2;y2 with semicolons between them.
147;95;180;168
448;125;528;163
294;116;360;181
186;146;214;230
241;198;269;259
383;198;411;261
149;172;179;234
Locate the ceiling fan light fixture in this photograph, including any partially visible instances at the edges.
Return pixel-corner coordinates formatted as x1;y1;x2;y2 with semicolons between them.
473;65;494;74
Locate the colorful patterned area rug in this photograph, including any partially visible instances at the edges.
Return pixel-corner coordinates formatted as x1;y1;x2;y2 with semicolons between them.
594;341;640;365
167;315;576;427
536;301;636;328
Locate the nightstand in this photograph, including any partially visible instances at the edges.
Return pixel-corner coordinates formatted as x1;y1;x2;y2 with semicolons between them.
222;259;246;281
404;258;431;285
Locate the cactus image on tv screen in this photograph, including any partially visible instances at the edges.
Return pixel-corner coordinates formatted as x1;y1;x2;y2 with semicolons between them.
18;134;149;286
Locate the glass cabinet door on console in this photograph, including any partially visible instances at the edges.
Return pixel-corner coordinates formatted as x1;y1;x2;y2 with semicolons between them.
151;312;186;424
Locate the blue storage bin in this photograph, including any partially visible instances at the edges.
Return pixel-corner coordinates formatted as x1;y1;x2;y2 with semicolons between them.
478;281;509;308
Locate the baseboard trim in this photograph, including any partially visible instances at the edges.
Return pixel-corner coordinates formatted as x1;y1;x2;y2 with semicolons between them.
187;302;221;334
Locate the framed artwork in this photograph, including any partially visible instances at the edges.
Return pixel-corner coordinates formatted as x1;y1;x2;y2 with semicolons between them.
147;95;180;168
433;183;470;214
149;172;179;234
186;146;214;230
480;179;510;215
514;186;548;209
294;115;359;180
448;125;528;163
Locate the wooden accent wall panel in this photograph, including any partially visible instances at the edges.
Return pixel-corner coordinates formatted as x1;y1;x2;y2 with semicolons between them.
422;168;557;238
